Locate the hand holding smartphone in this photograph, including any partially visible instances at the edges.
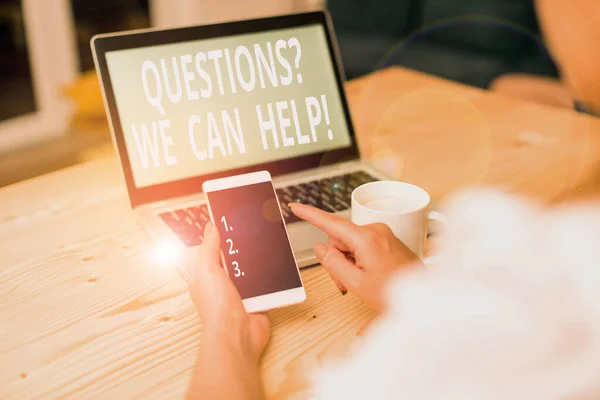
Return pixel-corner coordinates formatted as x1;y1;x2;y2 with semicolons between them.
202;171;306;313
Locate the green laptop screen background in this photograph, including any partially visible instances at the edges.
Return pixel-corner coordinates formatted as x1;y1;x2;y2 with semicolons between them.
105;24;352;188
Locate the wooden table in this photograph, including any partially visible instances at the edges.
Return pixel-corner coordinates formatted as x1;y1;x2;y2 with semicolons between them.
2;67;600;399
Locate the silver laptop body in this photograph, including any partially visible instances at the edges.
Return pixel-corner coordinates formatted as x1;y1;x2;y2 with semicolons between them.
92;11;390;279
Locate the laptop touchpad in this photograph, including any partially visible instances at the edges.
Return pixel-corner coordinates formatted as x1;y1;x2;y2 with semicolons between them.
287;210;351;252
287;220;328;252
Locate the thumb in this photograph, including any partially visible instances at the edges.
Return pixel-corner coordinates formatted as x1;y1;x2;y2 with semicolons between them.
314;243;362;292
199;222;222;270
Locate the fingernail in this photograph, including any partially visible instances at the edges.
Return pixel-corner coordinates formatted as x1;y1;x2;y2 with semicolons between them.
334;280;347;295
331;276;347;295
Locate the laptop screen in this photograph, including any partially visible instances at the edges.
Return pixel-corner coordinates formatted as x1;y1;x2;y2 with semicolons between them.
104;23;352;189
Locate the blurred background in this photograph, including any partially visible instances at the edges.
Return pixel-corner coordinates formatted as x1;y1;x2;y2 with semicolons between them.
0;0;558;188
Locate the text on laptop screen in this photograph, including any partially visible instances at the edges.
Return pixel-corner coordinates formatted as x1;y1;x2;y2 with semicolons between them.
105;24;352;188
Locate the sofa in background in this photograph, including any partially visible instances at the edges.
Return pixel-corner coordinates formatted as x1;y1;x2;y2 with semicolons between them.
328;0;558;88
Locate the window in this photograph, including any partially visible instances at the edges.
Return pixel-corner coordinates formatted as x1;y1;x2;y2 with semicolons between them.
0;0;305;153
71;0;150;72
0;0;77;152
0;0;36;123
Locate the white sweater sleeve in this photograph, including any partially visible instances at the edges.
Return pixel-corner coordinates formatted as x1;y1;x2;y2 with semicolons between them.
313;189;600;400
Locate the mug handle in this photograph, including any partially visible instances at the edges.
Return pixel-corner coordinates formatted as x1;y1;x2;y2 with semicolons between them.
421;210;447;266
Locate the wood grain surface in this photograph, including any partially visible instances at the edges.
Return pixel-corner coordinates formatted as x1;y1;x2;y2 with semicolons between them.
2;67;600;400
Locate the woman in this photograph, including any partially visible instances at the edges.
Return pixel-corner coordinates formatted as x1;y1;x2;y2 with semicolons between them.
186;1;600;398
186;193;600;399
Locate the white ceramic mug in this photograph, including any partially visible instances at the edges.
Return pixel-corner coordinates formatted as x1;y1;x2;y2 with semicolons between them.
351;181;446;264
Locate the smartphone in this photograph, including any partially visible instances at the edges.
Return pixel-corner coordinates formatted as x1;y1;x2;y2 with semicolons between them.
202;171;306;313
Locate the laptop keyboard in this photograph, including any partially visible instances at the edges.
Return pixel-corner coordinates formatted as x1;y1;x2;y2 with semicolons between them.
158;205;210;248
275;170;377;223
158;170;378;247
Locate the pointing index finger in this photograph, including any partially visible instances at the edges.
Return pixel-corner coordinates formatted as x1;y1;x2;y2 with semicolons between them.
288;203;362;249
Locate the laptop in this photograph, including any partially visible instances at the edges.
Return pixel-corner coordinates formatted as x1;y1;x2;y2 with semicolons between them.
91;10;389;279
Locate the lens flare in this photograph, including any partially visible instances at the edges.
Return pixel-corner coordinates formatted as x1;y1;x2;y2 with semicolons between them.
149;240;183;267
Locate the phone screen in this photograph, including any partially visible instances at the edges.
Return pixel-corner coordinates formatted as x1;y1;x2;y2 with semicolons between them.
206;181;302;300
